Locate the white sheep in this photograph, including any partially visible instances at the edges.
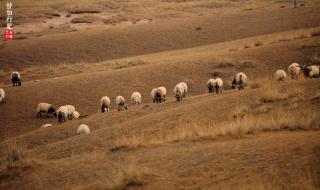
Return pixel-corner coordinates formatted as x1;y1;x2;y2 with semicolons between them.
300;65;319;78
65;105;76;119
173;82;187;101
0;88;5;103
116;96;128;111
72;111;80;119
57;106;68;124
40;123;52;128
11;71;21;86
179;82;188;97
151;88;157;103
77;124;90;135
131;92;142;105
214;78;223;94
207;79;216;93
274;70;287;81
36;103;57;118
154;87;167;103
100;96;111;112
287;63;301;79
231;72;248;90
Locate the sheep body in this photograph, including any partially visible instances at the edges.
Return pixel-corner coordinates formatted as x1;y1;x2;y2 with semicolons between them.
66;105;76;119
232;72;248;90
151;88;157;103
131;92;142;105
77;124;90;134
179;82;188;97
57;106;68;123
0;88;5;103
11;71;21;86
154;87;167;103
173;83;185;101
214;78;223;94
72;111;80;119
207;79;216;93
116;96;128;111
275;70;287;81
287;63;301;79
100;96;111;112
306;65;320;78
36;103;57;118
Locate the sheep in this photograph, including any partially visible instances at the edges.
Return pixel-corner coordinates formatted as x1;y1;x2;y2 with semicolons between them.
231;72;248;90
72;111;80;119
41;123;52;128
179;82;188;97
65;105;76;119
100;96;111;112
151;88;157;103
154;87;167;103
274;70;287;81
116;96;128;111
300;65;319;79
174;82;187;101
214;78;223;94
131;92;142;105
57;106;68;123
36;103;57;118
207;79;216;93
77;124;90;135
11;71;21;87
287;63;301;79
0;88;5;103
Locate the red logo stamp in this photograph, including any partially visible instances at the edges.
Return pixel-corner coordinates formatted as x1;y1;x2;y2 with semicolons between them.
4;29;14;40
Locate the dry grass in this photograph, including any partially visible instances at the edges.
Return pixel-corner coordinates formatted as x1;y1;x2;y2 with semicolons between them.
259;87;289;103
3;141;37;172
106;163;150;190
311;30;320;37
111;108;319;151
310;54;320;64
81;162;152;190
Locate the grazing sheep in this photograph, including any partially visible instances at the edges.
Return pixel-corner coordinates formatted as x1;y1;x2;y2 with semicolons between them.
300;65;320;79
179;82;188;97
11;71;21;87
151;88;157;103
41;123;52;128
57;106;68;124
154;87;167;103
0;88;5;103
131;92;142;105
207;79;216;93
65;105;76;119
174;82;187;101
77;124;90;135
100;96;111;112
116;96;128;111
287;63;301;79
36;103;57;118
72;111;80;119
214;78;223;94
231;72;248;90
274;70;287;81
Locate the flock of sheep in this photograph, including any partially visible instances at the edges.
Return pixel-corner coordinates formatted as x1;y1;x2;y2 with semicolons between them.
0;62;319;134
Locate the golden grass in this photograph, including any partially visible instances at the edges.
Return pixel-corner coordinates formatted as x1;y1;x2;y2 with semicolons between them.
81;162;151;190
3;141;36;171
106;163;150;190
259;87;289;103
111;108;319;151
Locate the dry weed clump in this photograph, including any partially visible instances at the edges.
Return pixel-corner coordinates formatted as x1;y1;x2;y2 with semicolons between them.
4;141;35;171
112;108;319;151
259;87;289;103
106;163;150;190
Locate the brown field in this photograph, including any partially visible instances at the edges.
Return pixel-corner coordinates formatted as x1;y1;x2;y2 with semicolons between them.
0;0;320;189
